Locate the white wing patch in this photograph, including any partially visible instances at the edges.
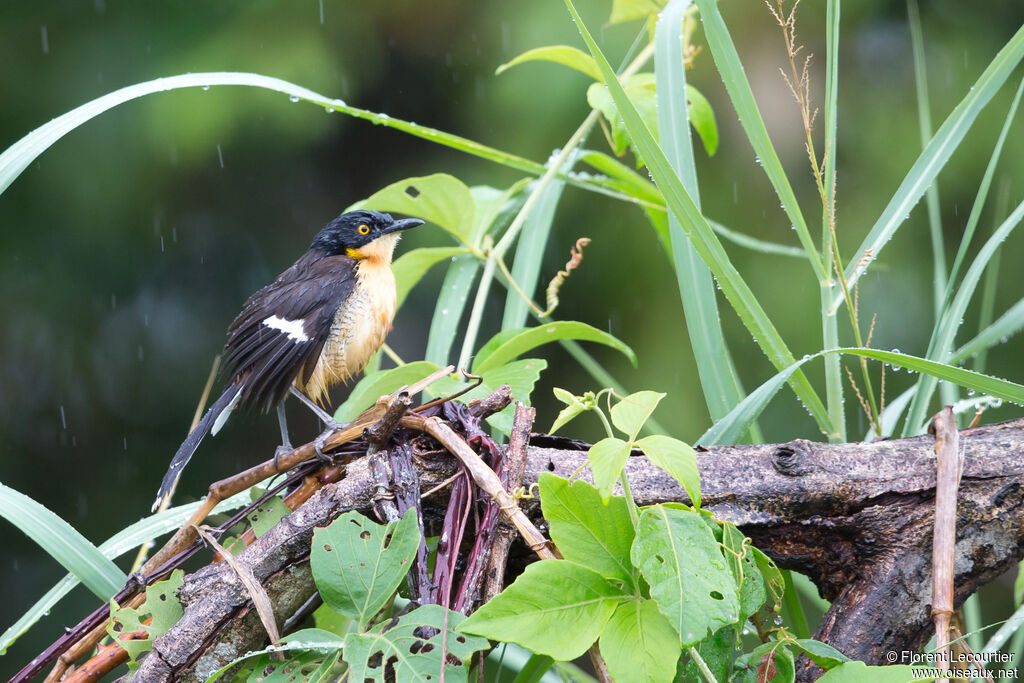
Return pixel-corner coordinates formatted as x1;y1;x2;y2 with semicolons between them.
262;315;309;342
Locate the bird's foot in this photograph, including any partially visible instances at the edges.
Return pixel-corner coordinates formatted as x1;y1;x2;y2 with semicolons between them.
313;421;346;462
273;443;293;472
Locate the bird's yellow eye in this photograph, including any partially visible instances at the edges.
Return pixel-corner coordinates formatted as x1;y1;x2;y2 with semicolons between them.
358;224;370;235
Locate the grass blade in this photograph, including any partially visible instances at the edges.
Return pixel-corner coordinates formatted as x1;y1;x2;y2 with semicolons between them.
656;0;749;425
425;255;480;366
693;0;827;282
951;297;1024;365
0;493;251;654
903;199;1024;435
833;25;1024;311
821;0;844;441
565;0;832;435
0;483;125;600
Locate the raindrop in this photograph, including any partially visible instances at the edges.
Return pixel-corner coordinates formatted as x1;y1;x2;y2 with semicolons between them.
201;84;210;91
217;144;224;168
289;94;300;103
123;437;128;450
318;0;324;24
160;235;165;252
41;26;49;55
60;405;67;429
111;294;117;309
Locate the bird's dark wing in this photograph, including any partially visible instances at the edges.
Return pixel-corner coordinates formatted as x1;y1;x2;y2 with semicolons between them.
222;253;358;412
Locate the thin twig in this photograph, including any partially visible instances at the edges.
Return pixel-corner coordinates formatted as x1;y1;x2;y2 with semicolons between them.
929;406;963;671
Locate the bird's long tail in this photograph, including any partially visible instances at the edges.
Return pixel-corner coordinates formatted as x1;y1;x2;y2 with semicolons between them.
153;384;243;511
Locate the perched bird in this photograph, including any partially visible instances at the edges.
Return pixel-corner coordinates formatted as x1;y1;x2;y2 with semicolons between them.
153;210;424;510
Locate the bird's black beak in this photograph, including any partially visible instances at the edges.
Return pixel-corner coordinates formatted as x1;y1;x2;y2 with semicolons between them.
382;217;425;235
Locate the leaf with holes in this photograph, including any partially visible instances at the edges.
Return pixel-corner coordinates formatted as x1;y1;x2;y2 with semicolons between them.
344;605;488;683
107;570;184;668
599;598;681;683
631;506;740;645
247;495;289;538
539;474;637;587
352;173;476;244
311;509;420;630
457;559;630;660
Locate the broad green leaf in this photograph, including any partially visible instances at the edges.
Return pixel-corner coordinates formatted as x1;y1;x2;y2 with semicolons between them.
686;85;718;156
334;361;442;422
107;570;184;668
392;247;469;309
753;547;785;614
0;492;252;655
818;662;927;682
310;509;420;630
473;322;636;374
353;173;476;243
598;599;680;683
580;150;664;205
496;45;602;82
693;0;826;282
469;179;531;246
345;605;487;683
428;358;547;435
458;560;629;660
609;0;665;25
549;387;587;434
631;506;740;645
312;603;351;637
565;0;832;435
587;437;633;501
680;626;737;682
721;523;766;622
245;495;289;539
610;390;665;440
588;74;659;158
501;152;574;329
635;435;700;508
0;483;125;600
791;640;851;670
539;474;637;587
833;24;1024;308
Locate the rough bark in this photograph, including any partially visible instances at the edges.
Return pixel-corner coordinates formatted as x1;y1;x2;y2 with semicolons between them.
133;418;1024;682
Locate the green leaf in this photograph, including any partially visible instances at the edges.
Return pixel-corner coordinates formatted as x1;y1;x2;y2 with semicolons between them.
720;523;766;622
680;626;737;683
205;631;344;683
392;247;470;309
635;435;700;508
609;0;666;25
580;150;664;205
334;361;442;422
107;570;184;668
425;255;480;366
0;483;126;600
817;662;926;683
501;153;574;329
458;559;629;660
564;0;832;435
0;491;252;655
791;639;851;670
511;653;557;683
598;599;681;683
310;509;421;630
610;390;665;440
834;24;1024;307
312;603;351;637
539;474;637;586
734;642;795;683
753;547;785;614
588;74;659;159
686;85;718;156
473;321;636;374
345;605;487;683
587;437;633;501
631;506;740;645
549;387;587;434
247;495;289;538
496;45;602;82
693;0;826;281
353;173;476;243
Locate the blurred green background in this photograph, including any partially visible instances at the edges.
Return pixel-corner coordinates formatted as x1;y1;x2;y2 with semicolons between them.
2;0;1024;674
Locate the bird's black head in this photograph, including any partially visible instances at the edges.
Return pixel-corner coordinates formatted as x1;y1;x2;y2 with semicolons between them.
310;210;424;257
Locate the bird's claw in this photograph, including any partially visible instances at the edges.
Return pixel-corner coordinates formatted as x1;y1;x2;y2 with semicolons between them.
273;444;292;472
313;420;345;463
